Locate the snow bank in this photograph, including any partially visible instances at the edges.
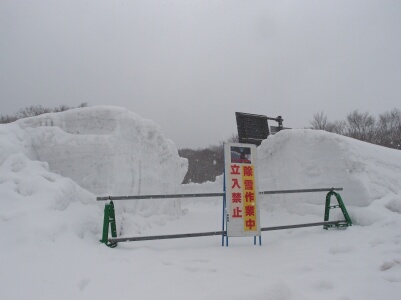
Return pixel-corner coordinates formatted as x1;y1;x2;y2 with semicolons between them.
18;106;187;197
255;129;401;227
0;152;100;243
257;129;401;202
181;129;401;224
0;106;188;247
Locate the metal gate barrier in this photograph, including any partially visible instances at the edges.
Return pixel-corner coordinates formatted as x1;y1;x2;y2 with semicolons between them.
97;187;352;248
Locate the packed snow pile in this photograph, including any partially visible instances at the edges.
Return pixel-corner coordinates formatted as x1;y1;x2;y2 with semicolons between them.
0;106;187;248
17;106;187;197
183;129;401;206
182;129;401;225
0;152;99;241
255;130;401;225
258;129;401;207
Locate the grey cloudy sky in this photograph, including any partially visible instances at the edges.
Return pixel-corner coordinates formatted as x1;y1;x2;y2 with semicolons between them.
1;0;400;149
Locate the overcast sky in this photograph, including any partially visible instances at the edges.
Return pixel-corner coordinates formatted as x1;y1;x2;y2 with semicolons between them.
1;0;400;149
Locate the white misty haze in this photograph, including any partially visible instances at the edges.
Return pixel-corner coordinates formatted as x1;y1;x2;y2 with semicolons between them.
1;0;400;148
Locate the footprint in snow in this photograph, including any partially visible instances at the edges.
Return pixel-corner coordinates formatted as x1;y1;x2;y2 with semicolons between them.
380;260;401;282
78;278;90;291
380;260;400;271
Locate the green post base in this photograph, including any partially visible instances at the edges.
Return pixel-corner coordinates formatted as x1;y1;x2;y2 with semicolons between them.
100;201;118;247
324;191;352;229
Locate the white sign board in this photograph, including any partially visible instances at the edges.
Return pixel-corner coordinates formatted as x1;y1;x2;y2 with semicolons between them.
224;143;260;237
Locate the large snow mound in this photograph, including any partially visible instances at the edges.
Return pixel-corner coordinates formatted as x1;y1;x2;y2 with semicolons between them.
257;130;401;206
183;129;401;205
0;153;99;241
17;106;187;197
256;130;401;228
0;106;188;247
182;129;401;225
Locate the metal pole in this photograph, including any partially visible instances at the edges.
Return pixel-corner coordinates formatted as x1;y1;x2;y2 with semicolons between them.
222;171;226;247
259;188;343;195
108;221;346;244
261;220;344;231
109;230;224;243
97;192;224;201
96;188;343;201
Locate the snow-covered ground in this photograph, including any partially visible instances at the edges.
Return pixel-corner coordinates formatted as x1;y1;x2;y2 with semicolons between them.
1;106;401;299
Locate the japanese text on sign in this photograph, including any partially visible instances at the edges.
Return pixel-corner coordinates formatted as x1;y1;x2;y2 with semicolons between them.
224;143;260;237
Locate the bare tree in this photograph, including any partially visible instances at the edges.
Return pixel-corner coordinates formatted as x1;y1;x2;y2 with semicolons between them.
346;110;376;143
310;111;329;130
376;108;401;149
0;115;18;124
179;133;239;184
17;105;52;118
53;105;71;112
326;120;347;135
310;108;400;150
0;103;90;124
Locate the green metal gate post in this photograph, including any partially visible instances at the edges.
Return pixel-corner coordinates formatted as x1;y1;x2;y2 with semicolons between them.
324;191;352;229
100;201;118;248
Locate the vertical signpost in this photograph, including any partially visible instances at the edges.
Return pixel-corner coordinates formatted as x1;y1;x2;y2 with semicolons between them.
223;143;261;246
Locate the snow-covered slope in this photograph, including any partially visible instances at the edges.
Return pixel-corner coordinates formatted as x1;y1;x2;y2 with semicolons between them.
183;129;401;212
17;106;187;197
258;129;401;207
1;110;401;299
0;106;187;255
